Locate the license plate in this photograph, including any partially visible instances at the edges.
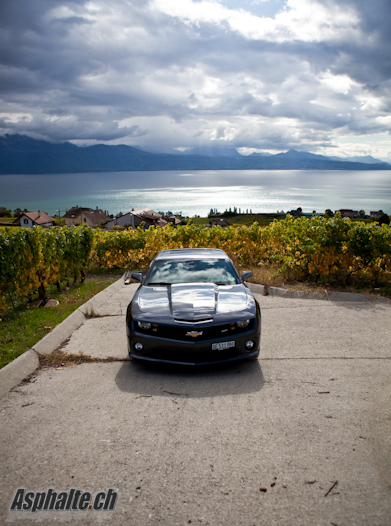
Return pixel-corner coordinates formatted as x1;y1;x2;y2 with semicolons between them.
212;341;235;351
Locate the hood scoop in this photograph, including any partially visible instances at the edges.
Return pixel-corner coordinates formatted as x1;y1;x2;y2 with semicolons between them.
174;317;214;324
170;283;216;319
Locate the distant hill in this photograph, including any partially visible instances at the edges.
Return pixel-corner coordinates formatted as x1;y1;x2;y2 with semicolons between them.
274;149;332;161
329;154;386;164
274;149;388;164
0;135;389;174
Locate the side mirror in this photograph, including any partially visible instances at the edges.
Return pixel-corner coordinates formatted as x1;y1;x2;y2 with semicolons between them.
131;272;143;284
241;271;253;282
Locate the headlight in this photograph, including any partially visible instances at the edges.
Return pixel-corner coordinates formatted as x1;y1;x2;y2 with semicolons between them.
236;319;250;328
137;321;151;330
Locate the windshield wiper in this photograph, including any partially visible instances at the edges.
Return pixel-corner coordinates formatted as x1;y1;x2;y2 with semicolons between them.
148;282;171;286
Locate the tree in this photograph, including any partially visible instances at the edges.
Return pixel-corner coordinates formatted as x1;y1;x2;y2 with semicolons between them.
0;207;12;217
325;209;334;217
377;213;390;226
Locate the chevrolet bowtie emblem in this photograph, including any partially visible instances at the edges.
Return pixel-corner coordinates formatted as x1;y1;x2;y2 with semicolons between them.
186;331;203;338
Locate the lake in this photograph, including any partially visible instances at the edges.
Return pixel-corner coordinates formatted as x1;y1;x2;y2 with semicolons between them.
0;169;390;217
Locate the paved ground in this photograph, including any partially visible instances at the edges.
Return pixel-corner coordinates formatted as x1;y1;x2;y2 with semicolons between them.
1;283;391;525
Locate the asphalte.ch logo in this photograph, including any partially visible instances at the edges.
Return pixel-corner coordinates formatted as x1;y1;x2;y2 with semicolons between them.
9;488;118;514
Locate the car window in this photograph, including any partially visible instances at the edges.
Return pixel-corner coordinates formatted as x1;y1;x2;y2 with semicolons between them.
145;259;239;285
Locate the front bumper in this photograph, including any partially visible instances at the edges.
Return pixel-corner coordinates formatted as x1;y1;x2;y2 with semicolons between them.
127;324;260;366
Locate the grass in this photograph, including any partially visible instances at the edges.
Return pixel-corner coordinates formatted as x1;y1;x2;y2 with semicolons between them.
225;213;286;227
39;349;122;369
191;217;210;226
0;273;121;369
240;262;391;299
0;216;16;223
191;213;286;227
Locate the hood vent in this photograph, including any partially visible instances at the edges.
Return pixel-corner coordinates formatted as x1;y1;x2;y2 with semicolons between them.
174;318;214;324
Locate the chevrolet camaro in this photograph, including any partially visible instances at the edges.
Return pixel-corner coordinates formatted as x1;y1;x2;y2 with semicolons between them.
126;248;261;365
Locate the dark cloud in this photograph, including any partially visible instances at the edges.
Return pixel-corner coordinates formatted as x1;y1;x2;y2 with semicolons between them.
0;0;390;159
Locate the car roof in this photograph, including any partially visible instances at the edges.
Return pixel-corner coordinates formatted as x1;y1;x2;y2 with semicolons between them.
154;248;230;260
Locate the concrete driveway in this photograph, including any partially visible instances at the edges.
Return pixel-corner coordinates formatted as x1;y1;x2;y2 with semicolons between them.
1;282;390;525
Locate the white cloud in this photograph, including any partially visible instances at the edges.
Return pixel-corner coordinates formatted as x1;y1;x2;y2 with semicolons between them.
318;133;391;162
0;0;390;160
152;0;361;43
319;71;359;95
0;112;33;123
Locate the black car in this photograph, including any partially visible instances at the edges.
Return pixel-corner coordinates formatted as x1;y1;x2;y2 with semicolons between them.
126;248;261;365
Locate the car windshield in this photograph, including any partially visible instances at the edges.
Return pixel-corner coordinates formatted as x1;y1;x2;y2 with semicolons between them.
145;259;239;285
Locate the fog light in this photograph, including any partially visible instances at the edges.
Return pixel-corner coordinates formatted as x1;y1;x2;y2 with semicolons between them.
134;343;143;352
245;340;254;351
138;321;151;330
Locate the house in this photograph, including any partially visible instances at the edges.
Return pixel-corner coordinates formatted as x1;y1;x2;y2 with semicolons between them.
106;212;133;230
106;208;179;230
287;207;303;217
207;218;230;227
165;215;182;226
63;206;110;227
106;211;148;230
370;210;384;218
14;210;55;228
335;209;358;218
132;208;166;227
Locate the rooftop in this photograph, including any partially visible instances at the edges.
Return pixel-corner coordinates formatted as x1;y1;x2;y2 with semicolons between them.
16;210;54;225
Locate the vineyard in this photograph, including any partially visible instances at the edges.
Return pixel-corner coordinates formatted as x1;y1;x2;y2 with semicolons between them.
1;215;391;309
0;226;93;310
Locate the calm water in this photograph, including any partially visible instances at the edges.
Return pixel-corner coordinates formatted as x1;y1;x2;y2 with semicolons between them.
0;169;390;217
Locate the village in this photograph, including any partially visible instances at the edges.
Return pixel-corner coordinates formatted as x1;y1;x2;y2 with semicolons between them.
0;205;389;229
0;204;388;229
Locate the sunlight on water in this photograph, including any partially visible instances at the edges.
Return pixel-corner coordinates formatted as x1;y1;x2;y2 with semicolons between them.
1;169;390;217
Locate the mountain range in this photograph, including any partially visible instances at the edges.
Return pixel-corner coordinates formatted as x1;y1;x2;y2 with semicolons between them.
0;134;389;174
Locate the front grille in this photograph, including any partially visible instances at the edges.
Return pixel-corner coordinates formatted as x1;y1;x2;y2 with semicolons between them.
134;319;255;342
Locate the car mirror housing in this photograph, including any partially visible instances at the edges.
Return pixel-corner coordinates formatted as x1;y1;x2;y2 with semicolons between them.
131;272;143;284
241;271;253;282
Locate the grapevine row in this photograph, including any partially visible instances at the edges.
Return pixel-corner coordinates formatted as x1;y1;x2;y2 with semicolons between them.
0;226;93;309
91;215;391;284
1;216;390;309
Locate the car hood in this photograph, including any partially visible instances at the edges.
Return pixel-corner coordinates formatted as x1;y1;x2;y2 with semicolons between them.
137;282;249;320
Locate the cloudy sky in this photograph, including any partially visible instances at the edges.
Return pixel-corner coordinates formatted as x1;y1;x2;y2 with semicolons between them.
0;0;390;161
